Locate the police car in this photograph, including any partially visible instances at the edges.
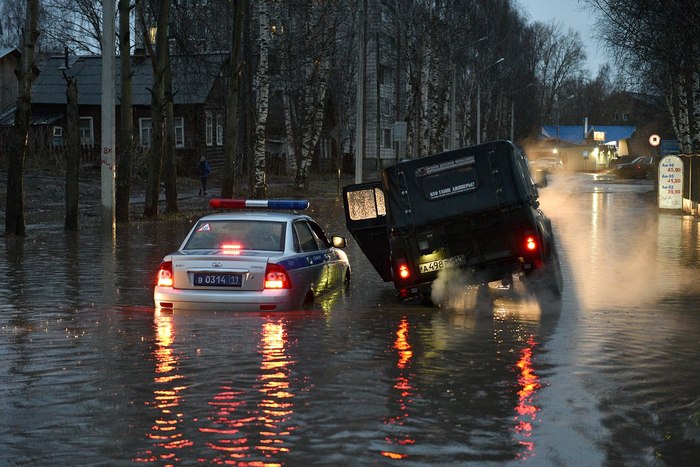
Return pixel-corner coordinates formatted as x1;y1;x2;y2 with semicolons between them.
154;199;350;311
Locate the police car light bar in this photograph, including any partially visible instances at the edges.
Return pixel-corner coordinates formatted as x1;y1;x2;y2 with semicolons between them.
210;198;310;210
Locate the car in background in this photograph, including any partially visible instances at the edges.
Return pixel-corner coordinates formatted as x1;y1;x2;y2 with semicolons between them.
154;199;350;312
529;156;563;172
612;156;656;179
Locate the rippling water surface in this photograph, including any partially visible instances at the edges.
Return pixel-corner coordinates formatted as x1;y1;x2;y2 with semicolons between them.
1;176;700;465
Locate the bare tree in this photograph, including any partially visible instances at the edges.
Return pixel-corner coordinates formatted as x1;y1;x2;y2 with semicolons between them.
251;0;271;198
137;0;172;218
64;70;79;230
115;0;133;223
5;0;39;237
220;1;245;198
586;0;700;152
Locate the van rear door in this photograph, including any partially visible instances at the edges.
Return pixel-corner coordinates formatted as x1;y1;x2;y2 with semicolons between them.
342;182;393;282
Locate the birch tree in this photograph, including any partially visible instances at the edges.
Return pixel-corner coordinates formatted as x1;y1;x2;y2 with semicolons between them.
251;0;270;198
5;0;39;237
276;0;345;190
587;0;700;153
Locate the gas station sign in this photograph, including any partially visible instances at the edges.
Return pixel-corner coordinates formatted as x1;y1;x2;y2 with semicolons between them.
658;155;683;210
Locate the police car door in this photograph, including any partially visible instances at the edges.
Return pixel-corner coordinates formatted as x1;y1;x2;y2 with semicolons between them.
293;219;328;295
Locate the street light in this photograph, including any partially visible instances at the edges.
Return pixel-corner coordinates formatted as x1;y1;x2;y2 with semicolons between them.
509;83;533;142
555;94;575;154
476;57;504;145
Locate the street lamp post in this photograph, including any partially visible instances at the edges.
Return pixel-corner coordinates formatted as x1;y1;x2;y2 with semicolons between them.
476;57;504;145
509;83;533;142
555;94;575;154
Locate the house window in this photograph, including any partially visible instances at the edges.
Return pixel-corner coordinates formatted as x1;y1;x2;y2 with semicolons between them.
139;118;153;147
52;126;63;147
382;128;392;148
174;117;184;148
79;117;94;146
205;111;213;146
623;113;630;121
381;98;392;116
216;113;223;146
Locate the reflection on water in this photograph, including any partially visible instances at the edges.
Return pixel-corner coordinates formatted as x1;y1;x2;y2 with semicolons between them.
135;311;191;463
3;188;700;464
381;318;417;460
513;336;540;460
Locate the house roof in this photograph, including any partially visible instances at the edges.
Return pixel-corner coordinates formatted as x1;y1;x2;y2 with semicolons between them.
540;125;636;145
31;52;227;107
0;47;20;60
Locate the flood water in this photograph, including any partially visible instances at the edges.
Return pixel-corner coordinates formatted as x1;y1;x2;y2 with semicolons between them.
1;173;699;465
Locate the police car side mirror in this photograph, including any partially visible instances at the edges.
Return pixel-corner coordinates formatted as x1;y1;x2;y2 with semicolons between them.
332;236;347;248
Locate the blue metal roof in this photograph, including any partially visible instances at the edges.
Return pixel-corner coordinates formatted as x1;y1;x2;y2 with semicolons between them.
541;125;636;144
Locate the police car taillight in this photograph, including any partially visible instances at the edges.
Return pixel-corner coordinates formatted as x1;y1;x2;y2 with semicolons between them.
210;199;310;210
157;261;173;287
264;263;291;289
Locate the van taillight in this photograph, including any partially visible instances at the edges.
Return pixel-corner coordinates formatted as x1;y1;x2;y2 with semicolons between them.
264;263;291;289
525;235;538;252
395;259;411;280
157;261;173;287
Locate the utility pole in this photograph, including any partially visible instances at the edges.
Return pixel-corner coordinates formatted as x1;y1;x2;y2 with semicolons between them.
355;0;366;183
101;0;116;225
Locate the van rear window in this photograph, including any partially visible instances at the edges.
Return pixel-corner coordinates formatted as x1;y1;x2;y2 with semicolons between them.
417;157;480;201
346;187;386;220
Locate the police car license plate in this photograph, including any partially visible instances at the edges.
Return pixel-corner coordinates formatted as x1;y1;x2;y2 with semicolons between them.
194;273;242;287
419;254;466;274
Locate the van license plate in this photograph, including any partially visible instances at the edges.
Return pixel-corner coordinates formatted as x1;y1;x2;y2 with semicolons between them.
419;254;466;274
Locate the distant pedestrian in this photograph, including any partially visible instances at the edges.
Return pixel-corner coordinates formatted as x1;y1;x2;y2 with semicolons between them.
196;155;211;196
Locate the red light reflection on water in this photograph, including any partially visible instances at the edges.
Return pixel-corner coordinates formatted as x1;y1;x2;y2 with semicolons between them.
514;335;541;460
381;318;417;460
200;320;295;465
134;312;192;464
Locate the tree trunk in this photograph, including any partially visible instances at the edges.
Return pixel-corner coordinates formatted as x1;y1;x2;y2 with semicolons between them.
142;0;170;218
221;1;244;198
116;0;133;223
251;0;270;199
691;69;700;152
5;0;39;237
163;57;178;214
295;73;328;190
64;76;79;230
678;73;691;154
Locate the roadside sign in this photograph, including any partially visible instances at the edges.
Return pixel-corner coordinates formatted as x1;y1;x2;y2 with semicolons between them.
658;155;683;210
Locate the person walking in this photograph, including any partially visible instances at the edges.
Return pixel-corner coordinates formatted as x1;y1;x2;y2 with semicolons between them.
196;155;211;196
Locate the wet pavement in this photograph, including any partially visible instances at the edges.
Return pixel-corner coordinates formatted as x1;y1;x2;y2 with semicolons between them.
1;172;699;465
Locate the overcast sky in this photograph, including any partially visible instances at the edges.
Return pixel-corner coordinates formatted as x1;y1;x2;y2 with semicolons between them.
519;0;609;77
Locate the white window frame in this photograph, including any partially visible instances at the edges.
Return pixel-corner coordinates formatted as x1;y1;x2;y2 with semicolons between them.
174;117;185;148
139;117;153;147
205;111;213;146
216;113;224;146
78;117;94;146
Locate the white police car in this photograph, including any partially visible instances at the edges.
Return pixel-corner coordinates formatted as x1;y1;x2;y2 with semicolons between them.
154;199;350;311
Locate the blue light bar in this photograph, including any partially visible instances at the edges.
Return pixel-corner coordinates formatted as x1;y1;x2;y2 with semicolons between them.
210;199;310;210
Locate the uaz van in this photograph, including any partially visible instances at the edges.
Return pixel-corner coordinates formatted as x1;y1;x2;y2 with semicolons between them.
342;140;562;304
